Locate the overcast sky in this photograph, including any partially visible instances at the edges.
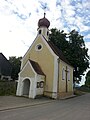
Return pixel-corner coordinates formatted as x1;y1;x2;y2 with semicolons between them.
0;0;90;59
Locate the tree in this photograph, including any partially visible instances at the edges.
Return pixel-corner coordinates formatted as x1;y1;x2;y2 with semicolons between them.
49;28;69;55
9;56;22;80
85;70;90;88
68;30;89;82
49;29;90;83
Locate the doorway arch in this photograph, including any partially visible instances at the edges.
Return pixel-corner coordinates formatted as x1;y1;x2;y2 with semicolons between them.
22;78;30;96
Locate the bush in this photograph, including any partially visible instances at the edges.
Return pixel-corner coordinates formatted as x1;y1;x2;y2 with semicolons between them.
85;76;90;88
0;80;16;96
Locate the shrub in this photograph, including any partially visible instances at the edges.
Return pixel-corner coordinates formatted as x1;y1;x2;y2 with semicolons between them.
0;80;16;96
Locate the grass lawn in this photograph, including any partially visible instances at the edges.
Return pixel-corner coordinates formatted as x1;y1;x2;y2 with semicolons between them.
74;85;90;96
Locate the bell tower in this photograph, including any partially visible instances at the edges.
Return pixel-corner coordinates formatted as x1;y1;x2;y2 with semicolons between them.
37;13;50;40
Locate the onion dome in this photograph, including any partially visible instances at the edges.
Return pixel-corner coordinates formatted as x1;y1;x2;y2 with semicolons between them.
38;13;50;28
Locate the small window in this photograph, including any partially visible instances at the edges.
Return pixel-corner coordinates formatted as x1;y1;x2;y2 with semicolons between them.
62;68;65;80
47;31;49;36
39;30;41;34
67;69;70;81
35;44;43;51
40;81;44;88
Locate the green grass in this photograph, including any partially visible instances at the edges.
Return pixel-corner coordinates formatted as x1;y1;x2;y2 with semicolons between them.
78;85;90;92
74;85;90;96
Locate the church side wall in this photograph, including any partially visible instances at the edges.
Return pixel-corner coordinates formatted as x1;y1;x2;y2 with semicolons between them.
59;60;73;98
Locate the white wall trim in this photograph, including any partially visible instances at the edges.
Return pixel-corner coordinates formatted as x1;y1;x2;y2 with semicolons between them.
52;57;59;99
33;74;37;98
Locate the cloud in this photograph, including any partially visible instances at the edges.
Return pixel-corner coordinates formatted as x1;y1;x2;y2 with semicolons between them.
85;34;90;39
57;0;90;45
39;1;50;11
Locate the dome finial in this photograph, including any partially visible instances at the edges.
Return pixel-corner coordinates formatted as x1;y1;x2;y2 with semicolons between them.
44;12;46;18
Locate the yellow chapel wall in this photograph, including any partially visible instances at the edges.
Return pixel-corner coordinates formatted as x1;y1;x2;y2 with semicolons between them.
59;60;73;97
20;62;35;78
22;36;54;97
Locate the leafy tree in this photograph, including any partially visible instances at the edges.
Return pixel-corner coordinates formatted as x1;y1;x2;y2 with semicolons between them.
68;30;89;82
49;28;69;55
85;70;90;88
49;29;89;83
9;56;22;80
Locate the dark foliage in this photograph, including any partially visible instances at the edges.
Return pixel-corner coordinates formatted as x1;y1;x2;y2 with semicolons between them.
85;70;90;88
49;28;90;83
9;56;22;80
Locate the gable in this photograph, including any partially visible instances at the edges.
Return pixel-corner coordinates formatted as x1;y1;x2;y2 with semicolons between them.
21;35;57;69
20;61;35;78
20;59;45;78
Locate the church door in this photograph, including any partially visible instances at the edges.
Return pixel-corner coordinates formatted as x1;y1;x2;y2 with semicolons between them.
22;79;30;96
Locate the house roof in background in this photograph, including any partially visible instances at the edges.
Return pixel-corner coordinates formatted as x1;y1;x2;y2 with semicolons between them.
0;53;12;76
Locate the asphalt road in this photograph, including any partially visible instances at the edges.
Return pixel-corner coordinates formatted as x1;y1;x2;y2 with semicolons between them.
0;93;90;120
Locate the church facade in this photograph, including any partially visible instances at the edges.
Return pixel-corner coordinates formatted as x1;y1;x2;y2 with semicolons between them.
16;14;74;99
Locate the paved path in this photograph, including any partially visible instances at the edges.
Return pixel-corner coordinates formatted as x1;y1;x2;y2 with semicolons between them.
0;96;54;111
0;93;90;120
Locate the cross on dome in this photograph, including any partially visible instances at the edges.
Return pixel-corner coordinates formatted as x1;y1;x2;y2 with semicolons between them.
44;12;46;18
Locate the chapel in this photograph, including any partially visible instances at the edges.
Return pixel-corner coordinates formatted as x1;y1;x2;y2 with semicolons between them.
16;13;74;99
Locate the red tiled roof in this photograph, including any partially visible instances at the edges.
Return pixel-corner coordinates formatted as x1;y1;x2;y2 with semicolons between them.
29;60;45;76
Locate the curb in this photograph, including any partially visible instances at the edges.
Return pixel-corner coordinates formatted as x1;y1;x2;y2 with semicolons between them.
60;95;77;100
0;100;55;112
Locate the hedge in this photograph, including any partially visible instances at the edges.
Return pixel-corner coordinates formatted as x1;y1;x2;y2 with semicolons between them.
0;80;17;96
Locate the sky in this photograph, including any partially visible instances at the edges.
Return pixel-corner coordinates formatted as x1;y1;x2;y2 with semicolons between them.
0;0;90;84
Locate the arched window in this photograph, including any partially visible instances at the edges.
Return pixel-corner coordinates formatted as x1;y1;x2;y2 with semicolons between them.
62;67;65;80
39;30;41;34
67;69;70;81
47;31;49;36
